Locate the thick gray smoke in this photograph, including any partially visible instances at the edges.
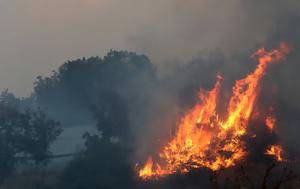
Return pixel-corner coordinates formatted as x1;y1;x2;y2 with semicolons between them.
2;1;300;188
0;0;299;96
23;0;300;168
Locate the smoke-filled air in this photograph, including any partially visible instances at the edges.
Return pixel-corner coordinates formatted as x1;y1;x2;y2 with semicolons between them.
0;0;300;189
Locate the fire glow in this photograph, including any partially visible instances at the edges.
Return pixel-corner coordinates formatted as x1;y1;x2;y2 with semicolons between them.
138;43;291;180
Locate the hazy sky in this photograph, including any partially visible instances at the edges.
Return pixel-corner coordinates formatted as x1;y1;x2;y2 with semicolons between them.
0;0;299;96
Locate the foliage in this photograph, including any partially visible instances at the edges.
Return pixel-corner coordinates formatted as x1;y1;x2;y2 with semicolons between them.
33;51;156;126
58;133;135;189
0;91;62;185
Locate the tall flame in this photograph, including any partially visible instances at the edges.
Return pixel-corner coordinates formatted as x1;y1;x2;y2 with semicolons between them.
138;43;291;180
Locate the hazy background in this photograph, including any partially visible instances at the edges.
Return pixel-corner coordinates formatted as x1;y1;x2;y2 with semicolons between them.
0;1;299;188
1;0;299;96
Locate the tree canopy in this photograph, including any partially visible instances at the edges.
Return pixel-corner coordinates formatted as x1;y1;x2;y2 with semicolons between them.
34;51;156;127
0;91;62;185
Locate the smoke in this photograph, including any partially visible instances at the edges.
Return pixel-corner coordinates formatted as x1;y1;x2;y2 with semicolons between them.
0;0;299;96
263;14;300;156
132;3;300;177
2;0;300;188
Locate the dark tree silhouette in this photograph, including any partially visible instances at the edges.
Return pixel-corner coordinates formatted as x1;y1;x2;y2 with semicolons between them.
0;91;62;185
33;51;156;127
90;91;130;142
59;133;135;189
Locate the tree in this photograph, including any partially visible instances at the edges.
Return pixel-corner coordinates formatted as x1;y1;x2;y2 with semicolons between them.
0;91;62;185
59;134;135;189
31;50;157;189
33;51;156;126
90;91;130;142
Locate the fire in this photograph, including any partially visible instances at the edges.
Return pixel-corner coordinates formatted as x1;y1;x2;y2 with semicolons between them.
138;157;154;178
139;43;291;180
265;116;276;131
265;145;284;162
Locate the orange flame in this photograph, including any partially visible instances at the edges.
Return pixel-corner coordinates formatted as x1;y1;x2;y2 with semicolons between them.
139;43;291;180
265;145;284;162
